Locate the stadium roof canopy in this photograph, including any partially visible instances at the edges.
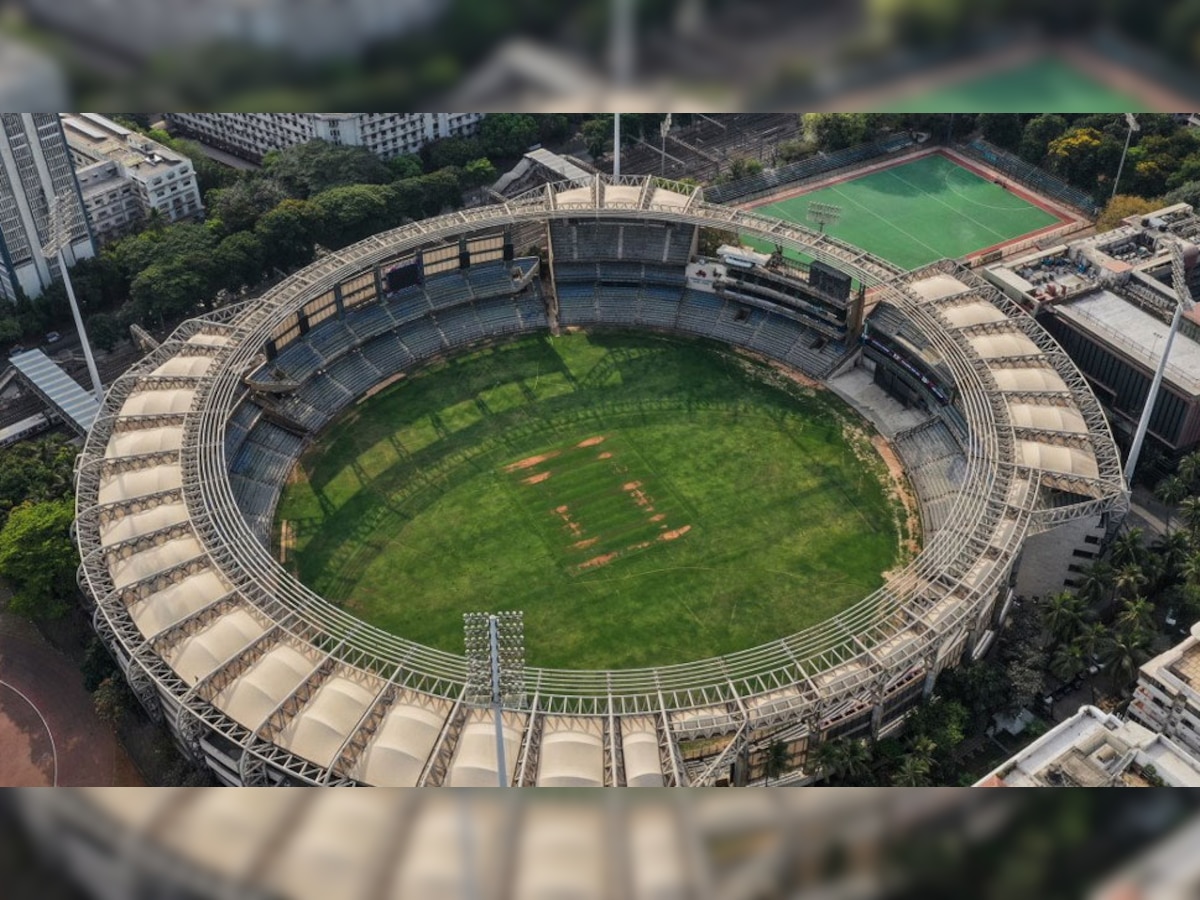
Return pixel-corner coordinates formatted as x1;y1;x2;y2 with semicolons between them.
10;349;98;435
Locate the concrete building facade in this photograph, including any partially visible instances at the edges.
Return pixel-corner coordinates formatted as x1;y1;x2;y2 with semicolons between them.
165;113;484;163
0;113;94;303
1130;622;1200;760
61;114;203;244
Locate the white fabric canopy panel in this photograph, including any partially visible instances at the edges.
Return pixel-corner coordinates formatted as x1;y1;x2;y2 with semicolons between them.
164;608;268;685
126;568;230;638
351;693;449;786
275;671;381;768
535;717;605;787
211;642;319;731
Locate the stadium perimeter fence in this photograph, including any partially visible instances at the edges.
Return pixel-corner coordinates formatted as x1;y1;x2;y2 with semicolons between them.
957;139;1101;218
703;134;916;205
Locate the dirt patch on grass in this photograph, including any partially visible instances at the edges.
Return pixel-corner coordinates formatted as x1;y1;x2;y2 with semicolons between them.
649;513;666;523
573;537;599;550
659;525;692;541
597;451;613;459
579;552;619;570
576;436;606;448
869;434;922;568
523;471;552;485
505;451;560;472
622;481;641;491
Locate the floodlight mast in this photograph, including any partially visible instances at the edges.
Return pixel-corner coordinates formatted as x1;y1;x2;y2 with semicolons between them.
463;610;524;787
43;192;104;405
1124;241;1196;483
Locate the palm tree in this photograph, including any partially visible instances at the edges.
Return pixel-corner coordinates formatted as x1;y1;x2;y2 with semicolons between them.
1100;630;1151;690
1156;474;1189;532
763;739;790;785
811;739;844;783
1076;622;1107;661
1042;591;1086;645
1110;528;1146;569
1153;530;1191;587
1114;563;1148;602
1179;450;1200;493
1183;550;1200;589
1077;561;1115;607
891;754;933;786
1116;596;1155;636
1181;497;1200;542
839;738;873;784
1050;640;1087;684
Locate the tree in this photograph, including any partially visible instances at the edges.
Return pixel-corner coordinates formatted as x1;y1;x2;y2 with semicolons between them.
92;676;130;727
1110;528;1146;569
255;199;320;273
1179;450;1200;493
1049;640;1087;684
463;157;498;189
262;140;391;199
1042;591;1086;645
1077;560;1115;607
723;157;763;182
1019;114;1069;164
0;499;75;619
310;183;391;250
1156;474;1190;532
891;753;933;786
387;154;424;181
86;312;122;352
1046;127;1123;193
978;114;1025;152
1116;596;1155;637
207;177;287;235
0;437;76;523
537;114;571;146
479;113;539;158
1096;195;1163;233
1114;563;1149;603
838;738;873;783
763;739;790;785
1100;629;1151;689
423;136;485;171
801;113;880;152
581;116;612;160
212;232;266;295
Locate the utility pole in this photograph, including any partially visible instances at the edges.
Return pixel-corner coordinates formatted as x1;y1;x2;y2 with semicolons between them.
1112;113;1140;201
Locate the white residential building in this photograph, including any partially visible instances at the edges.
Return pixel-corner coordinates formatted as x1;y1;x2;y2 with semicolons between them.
1129;622;1200;759
0;113;94;303
975;705;1200;787
165;113;485;163
61;114;203;244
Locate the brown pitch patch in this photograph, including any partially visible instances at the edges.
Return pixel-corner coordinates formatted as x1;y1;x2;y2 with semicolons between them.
622;481;641;491
578;551;619;570
504;451;559;472
649;513;666;523
523;471;552;485
576;436;606;448
658;525;692;542
597;452;613;459
573;537;599;550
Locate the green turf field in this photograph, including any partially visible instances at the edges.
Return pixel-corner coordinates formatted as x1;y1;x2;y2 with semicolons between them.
883;58;1143;113
746;153;1061;270
275;332;908;669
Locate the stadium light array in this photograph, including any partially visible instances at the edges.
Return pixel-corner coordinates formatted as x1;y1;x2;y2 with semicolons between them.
463;610;526;786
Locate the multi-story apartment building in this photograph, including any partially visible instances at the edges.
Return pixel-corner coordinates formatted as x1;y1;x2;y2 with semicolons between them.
61;114;204;244
165;113;484;163
0;113;94;302
1130;623;1200;760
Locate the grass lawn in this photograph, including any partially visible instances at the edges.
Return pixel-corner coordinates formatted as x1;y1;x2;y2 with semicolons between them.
275;332;905;669
745;153;1061;270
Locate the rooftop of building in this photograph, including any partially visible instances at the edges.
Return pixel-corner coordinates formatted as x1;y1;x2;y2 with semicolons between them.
1140;622;1200;697
975;705;1200;787
1050;287;1200;396
60;114;188;181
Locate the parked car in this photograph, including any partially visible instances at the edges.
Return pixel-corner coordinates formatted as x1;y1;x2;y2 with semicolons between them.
44;331;61;344
8;344;25;356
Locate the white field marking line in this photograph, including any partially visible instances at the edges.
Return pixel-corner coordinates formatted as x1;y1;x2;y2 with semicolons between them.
0;679;58;786
936;163;1041;212
826;184;946;263
880;166;1011;242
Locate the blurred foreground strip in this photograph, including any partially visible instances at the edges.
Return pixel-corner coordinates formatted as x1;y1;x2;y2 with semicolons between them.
3;789;1199;900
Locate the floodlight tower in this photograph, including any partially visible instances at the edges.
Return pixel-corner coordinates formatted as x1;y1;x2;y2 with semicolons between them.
807;201;843;233
1124;240;1196;483
43;191;104;405
463;610;525;787
1112;113;1140;201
